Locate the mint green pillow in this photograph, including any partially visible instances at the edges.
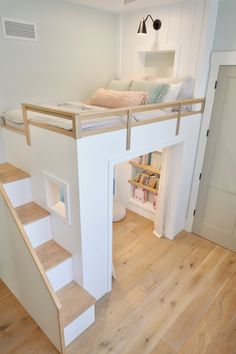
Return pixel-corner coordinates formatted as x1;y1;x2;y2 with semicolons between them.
107;80;132;91
130;80;169;104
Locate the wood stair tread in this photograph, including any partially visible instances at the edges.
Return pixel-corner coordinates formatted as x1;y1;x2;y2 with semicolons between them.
35;240;71;271
57;281;96;327
15;202;50;225
0;163;30;184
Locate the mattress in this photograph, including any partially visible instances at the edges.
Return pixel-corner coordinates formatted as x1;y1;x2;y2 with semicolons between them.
1;102;169;133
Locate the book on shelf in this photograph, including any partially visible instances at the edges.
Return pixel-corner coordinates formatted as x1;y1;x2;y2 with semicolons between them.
131;153;152;166
133;171;159;190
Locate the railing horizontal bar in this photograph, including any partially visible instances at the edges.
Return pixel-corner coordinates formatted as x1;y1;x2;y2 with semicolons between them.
29;121;74;138
23;103;74;120
80;124;128;137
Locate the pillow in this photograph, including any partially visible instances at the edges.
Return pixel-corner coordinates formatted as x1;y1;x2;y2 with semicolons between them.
89;88;148;108
130;80;169;104
161;82;183;103
147;76;194;100
0;108;23;124
107;80;132;91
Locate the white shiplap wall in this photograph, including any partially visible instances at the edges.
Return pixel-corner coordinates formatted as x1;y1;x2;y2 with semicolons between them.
119;0;206;80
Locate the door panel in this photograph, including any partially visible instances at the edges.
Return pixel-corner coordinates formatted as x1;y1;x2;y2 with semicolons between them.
193;66;236;251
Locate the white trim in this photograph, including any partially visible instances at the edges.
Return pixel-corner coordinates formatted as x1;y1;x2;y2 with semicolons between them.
43;171;71;226
185;0;220;231
186;50;236;231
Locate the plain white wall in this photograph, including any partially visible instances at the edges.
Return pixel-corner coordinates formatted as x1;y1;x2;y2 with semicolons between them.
0;0;117;111
213;0;236;51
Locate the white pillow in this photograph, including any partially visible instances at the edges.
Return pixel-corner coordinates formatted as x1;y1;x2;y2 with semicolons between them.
162;82;183;103
1;108;23;124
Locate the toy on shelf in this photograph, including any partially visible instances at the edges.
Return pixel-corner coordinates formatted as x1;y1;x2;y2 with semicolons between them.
134;188;148;203
153;193;158;209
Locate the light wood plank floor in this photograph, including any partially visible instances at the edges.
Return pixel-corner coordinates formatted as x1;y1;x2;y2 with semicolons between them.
0;279;58;353
1;211;236;353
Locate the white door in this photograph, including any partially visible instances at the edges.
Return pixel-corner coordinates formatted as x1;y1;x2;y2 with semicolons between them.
193;66;236;251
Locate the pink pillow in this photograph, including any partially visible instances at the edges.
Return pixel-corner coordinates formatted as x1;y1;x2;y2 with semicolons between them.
89;88;148;108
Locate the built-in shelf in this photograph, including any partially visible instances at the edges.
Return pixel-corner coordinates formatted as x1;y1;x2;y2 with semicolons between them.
129;161;161;175
138;49;175;55
129;198;155;214
128;179;158;194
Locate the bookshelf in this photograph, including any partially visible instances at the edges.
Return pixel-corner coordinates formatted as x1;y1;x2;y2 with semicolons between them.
129;161;161;175
128;179;158;194
128;152;162;215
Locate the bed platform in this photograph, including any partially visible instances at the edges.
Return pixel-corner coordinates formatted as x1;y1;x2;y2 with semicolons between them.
1;98;205;149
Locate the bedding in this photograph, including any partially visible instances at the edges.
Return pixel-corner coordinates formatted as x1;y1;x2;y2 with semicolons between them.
107;80;132;91
146;76;194;109
1;101;170;132
161;82;183;103
130;80;169;104
88;88;148;108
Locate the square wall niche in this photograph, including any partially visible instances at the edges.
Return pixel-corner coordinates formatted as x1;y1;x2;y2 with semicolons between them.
138;49;176;78
43;171;71;225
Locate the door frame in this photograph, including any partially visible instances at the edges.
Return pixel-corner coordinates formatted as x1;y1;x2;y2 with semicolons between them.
186;51;236;231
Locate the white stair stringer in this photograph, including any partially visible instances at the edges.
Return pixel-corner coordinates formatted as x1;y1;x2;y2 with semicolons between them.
4;178;32;207
46;258;74;292
24;216;53;248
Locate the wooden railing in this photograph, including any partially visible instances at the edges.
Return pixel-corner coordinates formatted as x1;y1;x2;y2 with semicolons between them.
21;98;205;149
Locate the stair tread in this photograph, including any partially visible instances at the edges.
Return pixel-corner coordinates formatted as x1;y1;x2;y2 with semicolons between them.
0;163;30;184
35;240;71;271
15;202;50;225
57;281;96;327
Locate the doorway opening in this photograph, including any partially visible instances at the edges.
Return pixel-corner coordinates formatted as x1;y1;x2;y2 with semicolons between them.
112;149;165;281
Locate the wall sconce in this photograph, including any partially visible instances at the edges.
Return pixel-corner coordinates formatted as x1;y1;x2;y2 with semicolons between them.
137;15;162;35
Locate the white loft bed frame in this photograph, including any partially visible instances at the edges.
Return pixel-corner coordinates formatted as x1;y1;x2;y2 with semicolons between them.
16;98;205;149
0;97;205;351
1;97;205;292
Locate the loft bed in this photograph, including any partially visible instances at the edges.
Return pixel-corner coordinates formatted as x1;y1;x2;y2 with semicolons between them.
0;93;205;350
0;96;205;296
1;98;205;150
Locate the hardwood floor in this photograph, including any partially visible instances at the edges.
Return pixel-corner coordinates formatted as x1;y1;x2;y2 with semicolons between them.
0;279;58;353
67;211;236;354
1;211;236;353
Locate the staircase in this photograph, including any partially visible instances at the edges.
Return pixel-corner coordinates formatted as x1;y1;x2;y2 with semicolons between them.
0;163;96;349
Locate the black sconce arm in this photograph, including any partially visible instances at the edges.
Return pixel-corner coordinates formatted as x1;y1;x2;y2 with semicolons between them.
137;14;162;34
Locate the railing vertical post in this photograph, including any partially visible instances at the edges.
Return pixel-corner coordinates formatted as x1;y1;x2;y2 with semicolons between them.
126;110;132;151
176;102;182;136
73;114;81;139
21;104;31;146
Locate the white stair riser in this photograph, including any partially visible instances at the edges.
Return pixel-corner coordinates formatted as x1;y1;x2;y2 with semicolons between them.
46;258;73;292
64;305;95;347
4;179;32;207
24;216;53;248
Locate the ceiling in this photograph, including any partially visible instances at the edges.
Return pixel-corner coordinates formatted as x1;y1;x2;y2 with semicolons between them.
66;0;187;13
